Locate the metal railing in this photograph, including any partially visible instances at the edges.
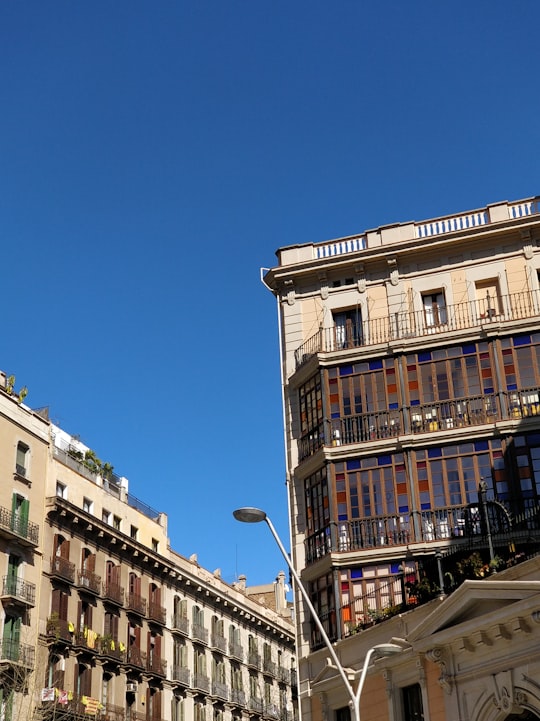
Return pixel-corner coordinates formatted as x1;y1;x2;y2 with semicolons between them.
212;680;229;700
0;506;39;545
1;576;36;605
126;592;146;615
229;641;244;661
210;633;227;653
305;501;515;563
50;556;75;583
294;290;540;370
102;581;124;605
77;569;101;594
193;673;210;693
148;601;166;624
192;623;208;644
299;389;540;462
172;665;190;686
171;614;189;635
0;639;35;667
146;653;167;677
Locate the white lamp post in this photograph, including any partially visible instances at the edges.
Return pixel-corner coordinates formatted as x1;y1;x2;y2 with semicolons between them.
233;507;402;721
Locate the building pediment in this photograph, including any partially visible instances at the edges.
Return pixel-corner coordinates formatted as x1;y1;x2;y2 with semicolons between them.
409;580;540;645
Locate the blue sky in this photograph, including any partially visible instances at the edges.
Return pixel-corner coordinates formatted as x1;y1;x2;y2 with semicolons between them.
1;1;539;587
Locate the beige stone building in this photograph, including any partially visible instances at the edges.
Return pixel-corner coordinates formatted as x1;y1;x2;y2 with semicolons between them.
0;376;297;721
263;196;540;720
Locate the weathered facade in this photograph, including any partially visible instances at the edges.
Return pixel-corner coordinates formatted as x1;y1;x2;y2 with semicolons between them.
264;196;540;720
0;376;297;721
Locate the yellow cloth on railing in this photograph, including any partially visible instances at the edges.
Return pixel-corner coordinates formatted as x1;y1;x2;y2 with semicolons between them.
86;629;97;648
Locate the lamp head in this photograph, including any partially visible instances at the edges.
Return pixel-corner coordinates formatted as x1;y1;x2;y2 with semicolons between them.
233;507;267;524
372;642;403;658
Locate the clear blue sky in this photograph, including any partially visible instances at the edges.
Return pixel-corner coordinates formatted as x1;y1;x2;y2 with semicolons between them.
1;1;539;587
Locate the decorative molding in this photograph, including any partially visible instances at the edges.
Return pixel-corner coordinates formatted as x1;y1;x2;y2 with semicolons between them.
425;647;453;694
283;279;295;306
387;257;399;286
318;272;329;300
354;264;366;294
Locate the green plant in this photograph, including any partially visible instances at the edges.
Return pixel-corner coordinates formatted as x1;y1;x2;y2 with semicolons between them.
17;386;28;404
6;375;15;394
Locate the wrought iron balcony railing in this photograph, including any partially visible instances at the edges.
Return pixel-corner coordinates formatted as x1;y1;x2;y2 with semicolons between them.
192;623;208;644
299;388;540;461
50;556;76;583
0;506;39;546
1;576;36;606
294;290;540;370
172;665;190;686
148;601;166;625
102;581;124;605
77;568;101;594
171;614;189;635
0;639;35;668
126;592;146;616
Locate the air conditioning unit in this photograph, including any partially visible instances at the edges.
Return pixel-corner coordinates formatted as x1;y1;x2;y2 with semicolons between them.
126;682;138;694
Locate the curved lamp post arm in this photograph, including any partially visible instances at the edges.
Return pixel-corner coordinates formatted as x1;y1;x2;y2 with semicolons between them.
262;515;357;705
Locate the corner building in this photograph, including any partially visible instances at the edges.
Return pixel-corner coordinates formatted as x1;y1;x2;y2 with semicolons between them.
263;196;540;711
0;375;297;721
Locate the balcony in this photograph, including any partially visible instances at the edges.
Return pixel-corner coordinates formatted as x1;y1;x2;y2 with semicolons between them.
263;704;281;720
101;704;126;721
298;388;537;462
193;672;210;693
46;616;72;643
102;581;124;606
230;688;246;706
172;665;190;686
146;653;167;677
192;623;208;645
126;592;146;616
1;576;36;607
305;501;517;564
247;652;261;670
229;641;244;662
98;636;125;662
0;639;34;669
212;680;229;701
125;646;146;670
148;600;166;625
50;556;76;583
277;667;290;685
294;290;540;371
77;568;101;595
249;698;264;714
0;506;39;547
263;659;277;677
171;614;189;636
72;627;99;654
210;633;227;653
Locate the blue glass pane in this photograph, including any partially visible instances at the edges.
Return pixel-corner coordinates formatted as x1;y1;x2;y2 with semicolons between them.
507;383;518;391
427;447;442;458
346;459;361;470
418;352;432;362
474;440;489;451
420;502;431;510
462;344;476;355
369;360;383;370
331;412;341;418
377;455;391;466
350;569;363;579
483;387;494;394
339;365;353;376
389;402;398;410
338;514;348;521
398;505;409;513
411;399;420;406
390;563;401;574
513;335;531;346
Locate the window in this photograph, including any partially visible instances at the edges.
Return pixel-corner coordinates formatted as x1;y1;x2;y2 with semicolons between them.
11;494;29;537
152;538;159;552
172;696;184;721
75;662;92;697
422;291;447;327
113;515;121;530
15;442;29;477
333;309;363;349
56;482;67;499
476;278;501;318
402;683;424;721
82;497;93;514
130;525;138;540
102;509;111;524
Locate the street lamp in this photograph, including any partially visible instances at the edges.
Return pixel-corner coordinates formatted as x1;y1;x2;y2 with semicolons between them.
233;507;403;721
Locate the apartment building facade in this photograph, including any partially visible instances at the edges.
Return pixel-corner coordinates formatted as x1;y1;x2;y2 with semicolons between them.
263;196;540;720
0;378;297;721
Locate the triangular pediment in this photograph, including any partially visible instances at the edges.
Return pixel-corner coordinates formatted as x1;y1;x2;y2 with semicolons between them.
408;580;540;642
